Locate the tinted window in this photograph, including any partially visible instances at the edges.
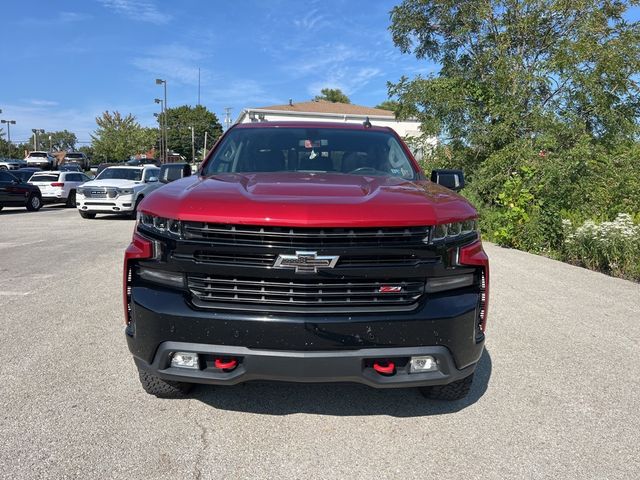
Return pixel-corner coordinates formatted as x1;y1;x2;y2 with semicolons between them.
96;168;143;181
65;174;81;181
30;174;59;182
203;127;417;180
143;168;160;181
66;153;84;159
28;152;47;158
0;171;17;182
12;171;33;182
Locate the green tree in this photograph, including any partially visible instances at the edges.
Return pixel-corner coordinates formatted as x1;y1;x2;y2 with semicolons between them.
375;100;399;112
388;0;640;164
163;105;222;160
388;0;640;253
91;111;158;162
40;130;78;151
313;88;351;104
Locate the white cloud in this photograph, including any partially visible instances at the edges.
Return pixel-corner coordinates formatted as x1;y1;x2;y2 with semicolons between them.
131;44;209;86
97;0;171;25
29;99;59;107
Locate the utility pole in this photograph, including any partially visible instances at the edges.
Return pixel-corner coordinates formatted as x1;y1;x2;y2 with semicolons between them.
189;126;195;163
31;128;44;151
1;119;16;157
203;131;208;160
224;107;232;131
48;135;52;152
156;78;168;161
197;67;201;106
154;98;164;162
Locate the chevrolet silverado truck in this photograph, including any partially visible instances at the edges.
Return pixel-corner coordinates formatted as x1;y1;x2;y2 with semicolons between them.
76;165;160;219
124;122;489;400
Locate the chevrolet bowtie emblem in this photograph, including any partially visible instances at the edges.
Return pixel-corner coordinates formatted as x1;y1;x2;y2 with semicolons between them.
273;251;340;273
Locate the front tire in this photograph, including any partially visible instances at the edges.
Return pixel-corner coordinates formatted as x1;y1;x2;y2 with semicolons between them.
137;367;192;398
130;195;143;219
65;190;76;208
26;194;42;212
79;211;96;219
419;373;474;401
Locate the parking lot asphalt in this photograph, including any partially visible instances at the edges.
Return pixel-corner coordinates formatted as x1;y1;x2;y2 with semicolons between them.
0;205;639;479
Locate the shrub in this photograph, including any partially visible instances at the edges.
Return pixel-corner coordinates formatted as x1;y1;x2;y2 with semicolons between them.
561;214;640;281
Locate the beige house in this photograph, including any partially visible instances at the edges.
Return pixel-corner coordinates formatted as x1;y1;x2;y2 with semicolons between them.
235;100;434;157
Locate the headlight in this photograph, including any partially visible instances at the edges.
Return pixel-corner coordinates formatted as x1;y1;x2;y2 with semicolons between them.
431;219;478;242
117;188;134;195
138;212;183;238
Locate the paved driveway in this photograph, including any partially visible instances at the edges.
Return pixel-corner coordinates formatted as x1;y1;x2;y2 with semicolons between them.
1;206;638;479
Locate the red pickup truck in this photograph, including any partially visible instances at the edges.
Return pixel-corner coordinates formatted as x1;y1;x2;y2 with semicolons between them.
124;121;489;401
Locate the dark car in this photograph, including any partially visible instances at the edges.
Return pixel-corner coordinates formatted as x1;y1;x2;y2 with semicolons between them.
0;170;43;212
158;162;192;183
58;163;83;172
11;168;41;183
124;121;489;400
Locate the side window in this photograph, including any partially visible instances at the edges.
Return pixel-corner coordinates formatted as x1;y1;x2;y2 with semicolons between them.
0;171;14;182
143;168;159;181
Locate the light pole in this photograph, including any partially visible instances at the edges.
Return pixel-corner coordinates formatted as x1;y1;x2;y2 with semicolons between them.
203;131;208;160
1;119;16;157
155;78;168;160
31;128;44;151
48;135;52;152
188;126;195;163
154;98;164;162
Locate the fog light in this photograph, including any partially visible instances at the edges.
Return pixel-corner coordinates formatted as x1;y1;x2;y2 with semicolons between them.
410;355;438;373
171;352;199;369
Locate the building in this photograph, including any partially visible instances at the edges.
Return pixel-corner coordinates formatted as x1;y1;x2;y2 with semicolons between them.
236;100;434;155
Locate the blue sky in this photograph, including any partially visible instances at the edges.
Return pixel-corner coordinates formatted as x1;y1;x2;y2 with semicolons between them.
0;0;432;146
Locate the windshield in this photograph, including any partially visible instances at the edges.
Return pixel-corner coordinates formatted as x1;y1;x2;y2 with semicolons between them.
202;127;417;180
12;171;34;182
96;168;142;181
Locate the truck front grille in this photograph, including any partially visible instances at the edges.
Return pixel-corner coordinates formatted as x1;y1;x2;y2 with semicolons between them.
187;274;424;312
182;223;430;248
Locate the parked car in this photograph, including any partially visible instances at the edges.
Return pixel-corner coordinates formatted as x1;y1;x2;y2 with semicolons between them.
0;158;24;171
58;163;83;172
11;167;41;183
29;171;91;207
25;151;56;169
124;121;489;400
158;162;192;183
0;170;43;212
63;152;89;170
76;164;161;219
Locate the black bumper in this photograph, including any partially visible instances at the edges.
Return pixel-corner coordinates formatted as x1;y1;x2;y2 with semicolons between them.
127;286;484;388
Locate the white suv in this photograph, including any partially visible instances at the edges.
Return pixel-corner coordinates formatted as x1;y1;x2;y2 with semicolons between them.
29;171;91;207
76;165;161;219
25;151;56;169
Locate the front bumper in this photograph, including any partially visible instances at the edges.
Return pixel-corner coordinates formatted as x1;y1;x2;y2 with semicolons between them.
135;343;477;388
76;195;134;213
127;285;484;388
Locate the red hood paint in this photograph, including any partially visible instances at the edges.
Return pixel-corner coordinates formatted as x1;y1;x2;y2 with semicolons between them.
140;172;477;227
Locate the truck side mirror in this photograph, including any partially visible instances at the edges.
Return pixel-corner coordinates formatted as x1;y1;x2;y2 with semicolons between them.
430;169;465;191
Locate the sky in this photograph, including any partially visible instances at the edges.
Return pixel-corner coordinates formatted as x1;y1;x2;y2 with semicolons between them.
0;0;433;146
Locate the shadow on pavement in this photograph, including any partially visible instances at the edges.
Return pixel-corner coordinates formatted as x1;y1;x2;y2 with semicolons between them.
0;205;69;215
193;348;492;417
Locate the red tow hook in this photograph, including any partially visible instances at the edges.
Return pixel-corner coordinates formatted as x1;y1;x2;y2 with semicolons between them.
214;358;238;371
372;360;395;375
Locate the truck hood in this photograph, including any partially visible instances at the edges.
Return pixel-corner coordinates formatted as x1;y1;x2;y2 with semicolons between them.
141;172;477;227
80;179;142;189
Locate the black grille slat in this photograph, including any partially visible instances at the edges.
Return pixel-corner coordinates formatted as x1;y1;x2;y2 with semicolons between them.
188;275;424;307
182;223;430;248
